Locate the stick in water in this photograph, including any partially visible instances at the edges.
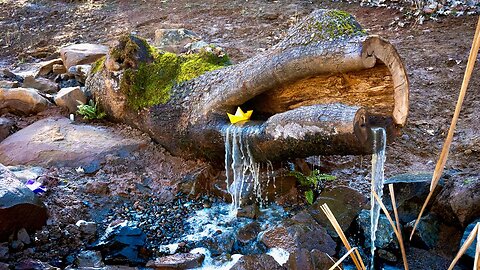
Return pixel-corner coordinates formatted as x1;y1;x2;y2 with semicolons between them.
410;16;480;240
447;223;479;270
388;184;409;270
372;189;408;270
320;203;366;270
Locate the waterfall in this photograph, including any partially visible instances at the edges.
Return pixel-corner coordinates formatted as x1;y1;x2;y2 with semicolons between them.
370;127;386;269
224;125;261;217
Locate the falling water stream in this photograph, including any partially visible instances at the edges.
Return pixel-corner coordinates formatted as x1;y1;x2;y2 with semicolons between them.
370;127;387;269
224;124;262;216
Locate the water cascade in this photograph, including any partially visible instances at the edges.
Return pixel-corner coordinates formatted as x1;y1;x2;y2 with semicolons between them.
224;124;262;216
369;127;387;269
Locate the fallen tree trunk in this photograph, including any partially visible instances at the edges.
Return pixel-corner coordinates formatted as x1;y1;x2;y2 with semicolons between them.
86;9;409;162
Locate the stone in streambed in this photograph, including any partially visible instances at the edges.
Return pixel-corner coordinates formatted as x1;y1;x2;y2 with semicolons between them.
60;43;108;70
0;164;48;241
230;254;285;270
54;86;87;113
308;186;367;237
0;87;51;115
146;253;205;269
23;75;59;94
0;117;148;169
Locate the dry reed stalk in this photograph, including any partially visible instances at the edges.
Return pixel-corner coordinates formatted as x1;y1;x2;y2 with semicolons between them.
320;203;366;270
475;226;480;270
410;16;480;240
325;254;343;270
447;223;479;270
388;184;409;270
372;190;409;270
328;248;357;270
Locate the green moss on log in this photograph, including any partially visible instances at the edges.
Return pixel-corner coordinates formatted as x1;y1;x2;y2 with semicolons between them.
91;56;106;74
309;10;366;40
121;47;230;110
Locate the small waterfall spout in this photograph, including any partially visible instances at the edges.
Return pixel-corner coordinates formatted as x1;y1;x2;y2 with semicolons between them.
224;124;261;217
370;127;386;269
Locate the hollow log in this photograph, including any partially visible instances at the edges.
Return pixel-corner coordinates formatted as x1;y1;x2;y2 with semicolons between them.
86;9;409;162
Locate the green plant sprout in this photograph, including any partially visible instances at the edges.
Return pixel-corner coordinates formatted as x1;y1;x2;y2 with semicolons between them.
76;100;106;120
290;169;336;204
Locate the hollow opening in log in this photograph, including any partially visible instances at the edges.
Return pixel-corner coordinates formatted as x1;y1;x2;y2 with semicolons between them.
239;61;394;126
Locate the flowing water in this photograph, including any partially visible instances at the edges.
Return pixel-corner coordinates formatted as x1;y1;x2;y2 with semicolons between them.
370;127;387;269
224;124;262;216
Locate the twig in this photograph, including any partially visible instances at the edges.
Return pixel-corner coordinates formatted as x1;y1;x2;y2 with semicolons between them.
328;247;357;270
388;184;409;270
475;225;480;270
447;223;479;270
372;190;408;270
321;203;366;270
410;16;480;239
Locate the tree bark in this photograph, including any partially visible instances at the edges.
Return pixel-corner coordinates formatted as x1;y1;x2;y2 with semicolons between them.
86;9;409;162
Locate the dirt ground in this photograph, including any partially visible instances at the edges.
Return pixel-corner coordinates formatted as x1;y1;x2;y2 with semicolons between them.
0;0;479;192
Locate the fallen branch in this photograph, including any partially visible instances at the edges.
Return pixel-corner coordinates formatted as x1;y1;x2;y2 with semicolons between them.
329;247;358;270
410;16;480;239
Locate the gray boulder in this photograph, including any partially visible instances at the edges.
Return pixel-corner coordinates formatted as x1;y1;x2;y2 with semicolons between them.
0;164;48;241
0;117;148;170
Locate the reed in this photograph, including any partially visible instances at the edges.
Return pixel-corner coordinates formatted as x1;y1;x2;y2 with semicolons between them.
372;189;408;270
447;223;479;270
410;16;480;240
388;184;409;270
320;203;366;270
328;248;358;270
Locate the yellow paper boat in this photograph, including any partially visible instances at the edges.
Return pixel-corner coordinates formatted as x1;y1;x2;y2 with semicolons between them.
227;107;253;124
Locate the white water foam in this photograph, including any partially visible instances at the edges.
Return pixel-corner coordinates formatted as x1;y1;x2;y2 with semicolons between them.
267;247;290;266
370;127;387;269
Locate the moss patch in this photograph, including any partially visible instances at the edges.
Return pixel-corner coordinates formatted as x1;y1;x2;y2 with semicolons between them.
309;10;366;40
121;47;230;110
91;56;106;74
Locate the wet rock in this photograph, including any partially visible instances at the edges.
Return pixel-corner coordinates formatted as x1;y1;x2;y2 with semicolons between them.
68;64;92;84
260;211;336;255
234;222;265;255
38;58;64;76
199;230;235;256
356;210;397;250
74;250;104;268
383;173;439;223
54;86;87;113
230;254;285;270
459;218;479;260
0;80;19;88
146;253;205;269
432;177;480;227
406;214;441;249
17;228;31;245
93;221;147;264
23;75;59;94
154;28;201;53
15;259;59;270
393;247;464;270
0;117;14;142
308;186;367;237
0;164;48;241
0;87;51;115
287;248;336;270
52;64;67;75
7;166;46;182
237;204;260;219
75;220;97;237
0;117;148;168
60;43;108;70
0;243;9;260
